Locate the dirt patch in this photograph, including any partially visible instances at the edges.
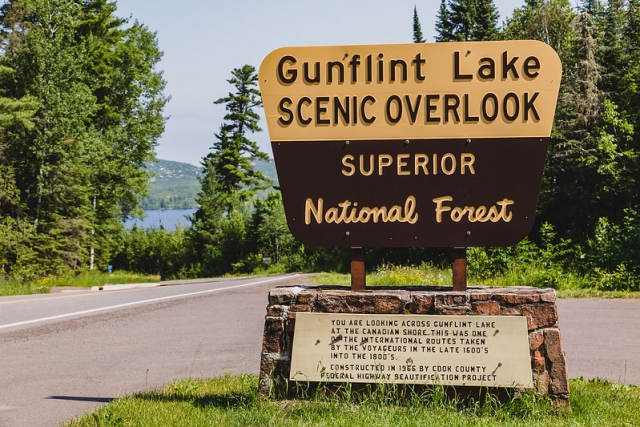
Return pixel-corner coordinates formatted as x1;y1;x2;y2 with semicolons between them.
49;286;92;293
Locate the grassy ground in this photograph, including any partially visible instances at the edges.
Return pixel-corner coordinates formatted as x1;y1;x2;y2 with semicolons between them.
309;267;640;299
0;271;160;297
64;374;640;427
3;263;639;299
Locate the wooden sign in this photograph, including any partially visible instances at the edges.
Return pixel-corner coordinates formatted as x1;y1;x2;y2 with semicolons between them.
259;41;562;247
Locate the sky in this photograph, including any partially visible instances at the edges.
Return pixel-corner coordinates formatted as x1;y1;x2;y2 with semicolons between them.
115;0;528;166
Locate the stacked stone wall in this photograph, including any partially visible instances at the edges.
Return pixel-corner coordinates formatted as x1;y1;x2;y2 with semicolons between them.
259;286;569;406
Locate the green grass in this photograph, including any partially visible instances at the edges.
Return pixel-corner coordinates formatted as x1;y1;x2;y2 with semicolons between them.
0;271;160;297
309;265;640;299
63;375;640;427
555;289;640;299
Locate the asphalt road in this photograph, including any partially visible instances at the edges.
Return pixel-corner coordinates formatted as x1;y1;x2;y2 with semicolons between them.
0;274;304;427
0;278;638;427
555;298;640;385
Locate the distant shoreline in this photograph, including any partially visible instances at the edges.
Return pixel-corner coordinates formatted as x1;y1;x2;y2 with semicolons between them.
125;209;196;230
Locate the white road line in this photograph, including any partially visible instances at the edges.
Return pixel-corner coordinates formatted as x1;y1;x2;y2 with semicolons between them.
0;275;297;330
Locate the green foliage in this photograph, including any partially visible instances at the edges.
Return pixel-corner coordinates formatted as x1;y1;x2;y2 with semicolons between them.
250;192;301;268
65;375;640;427
188;64;276;276
472;0;500;40
503;0;576;59
435;0;455;41
0;0;167;280
469;223;574;278
498;0;640;289
434;0;500;46
449;0;478;41
583;209;640;291
206;65;271;210
588;264;639;292
111;225;197;280
0;270;159;296
436;0;500;42
412;6;425;43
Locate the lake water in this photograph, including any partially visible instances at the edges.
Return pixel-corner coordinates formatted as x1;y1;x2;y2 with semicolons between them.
125;209;196;230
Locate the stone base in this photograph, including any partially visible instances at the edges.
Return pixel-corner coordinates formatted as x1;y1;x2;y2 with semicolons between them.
259;285;570;406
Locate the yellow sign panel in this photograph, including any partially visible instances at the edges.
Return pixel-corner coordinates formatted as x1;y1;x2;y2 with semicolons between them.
259;41;562;141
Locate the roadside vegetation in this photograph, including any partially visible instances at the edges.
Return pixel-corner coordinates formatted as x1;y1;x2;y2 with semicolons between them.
0;271;159;297
2;0;640;298
64;374;640;427
310;223;640;298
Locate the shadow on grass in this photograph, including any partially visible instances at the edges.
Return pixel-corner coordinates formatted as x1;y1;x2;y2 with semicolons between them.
135;390;256;409
46;396;115;403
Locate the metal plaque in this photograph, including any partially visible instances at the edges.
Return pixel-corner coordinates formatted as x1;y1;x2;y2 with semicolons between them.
290;313;533;388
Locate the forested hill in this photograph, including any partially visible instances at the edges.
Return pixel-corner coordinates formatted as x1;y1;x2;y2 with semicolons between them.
141;159;278;210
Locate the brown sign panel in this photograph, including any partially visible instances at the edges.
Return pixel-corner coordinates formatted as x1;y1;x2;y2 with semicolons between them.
259;41;562;248
273;137;547;247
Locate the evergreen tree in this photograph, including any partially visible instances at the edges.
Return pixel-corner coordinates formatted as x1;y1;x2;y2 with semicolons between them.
435;0;455;41
623;0;640;136
0;0;97;272
249;192;299;266
0;66;38;276
532;0;638;247
449;0;476;41
412;6;425;43
190;65;271;275
201;65;270;213
472;0;500;40
540;9;605;238
435;0;499;42
0;0;167;275
78;1;168;268
579;0;605;16
600;0;626;101
562;10;603;132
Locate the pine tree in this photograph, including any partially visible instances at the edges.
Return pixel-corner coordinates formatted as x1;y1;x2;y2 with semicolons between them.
436;0;499;42
435;0;455;41
77;0;168;269
0;0;96;272
412;6;425;43
623;0;640;130
563;11;603;132
0;0;167;275
202;65;271;213
541;9;605;238
580;0;604;15
449;0;476;41
190;65;272;275
600;0;626;101
250;192;299;266
472;0;500;40
0;67;39;276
